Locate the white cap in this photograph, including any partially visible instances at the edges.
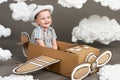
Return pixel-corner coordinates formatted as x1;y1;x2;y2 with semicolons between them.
29;5;54;21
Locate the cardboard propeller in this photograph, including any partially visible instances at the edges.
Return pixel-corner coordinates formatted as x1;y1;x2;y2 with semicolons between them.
85;52;97;63
71;50;112;80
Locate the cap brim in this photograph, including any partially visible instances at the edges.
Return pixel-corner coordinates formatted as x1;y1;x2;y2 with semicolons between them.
30;5;53;21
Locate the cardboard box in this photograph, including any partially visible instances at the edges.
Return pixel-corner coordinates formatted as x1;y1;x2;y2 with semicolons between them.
27;41;100;77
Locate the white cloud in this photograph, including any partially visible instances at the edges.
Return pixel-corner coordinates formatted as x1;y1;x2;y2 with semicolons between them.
0;0;7;4
72;15;120;45
58;0;87;9
9;2;37;22
98;64;120;80
0;24;11;37
93;0;120;11
0;47;12;61
14;0;34;2
57;0;120;11
14;0;27;2
0;74;36;80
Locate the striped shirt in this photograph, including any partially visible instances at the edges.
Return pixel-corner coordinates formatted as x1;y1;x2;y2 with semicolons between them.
31;26;57;48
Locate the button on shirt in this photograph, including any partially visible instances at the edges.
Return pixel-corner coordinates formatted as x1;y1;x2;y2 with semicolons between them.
31;26;57;48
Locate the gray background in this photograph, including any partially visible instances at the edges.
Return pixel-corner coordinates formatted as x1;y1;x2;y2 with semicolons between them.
0;0;120;80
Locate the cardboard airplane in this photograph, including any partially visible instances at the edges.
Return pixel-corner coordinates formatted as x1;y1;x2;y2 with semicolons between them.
13;32;112;80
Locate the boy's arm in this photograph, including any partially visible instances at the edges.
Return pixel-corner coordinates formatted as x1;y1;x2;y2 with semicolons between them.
35;39;46;47
52;39;58;49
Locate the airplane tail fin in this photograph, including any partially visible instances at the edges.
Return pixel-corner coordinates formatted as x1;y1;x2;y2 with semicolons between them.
17;32;31;45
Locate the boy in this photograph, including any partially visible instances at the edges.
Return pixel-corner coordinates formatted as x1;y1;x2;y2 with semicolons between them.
30;5;58;49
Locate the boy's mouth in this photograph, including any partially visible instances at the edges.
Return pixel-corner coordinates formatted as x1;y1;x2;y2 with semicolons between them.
44;22;50;25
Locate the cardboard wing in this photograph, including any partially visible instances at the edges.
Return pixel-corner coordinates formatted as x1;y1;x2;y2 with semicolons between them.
13;55;60;74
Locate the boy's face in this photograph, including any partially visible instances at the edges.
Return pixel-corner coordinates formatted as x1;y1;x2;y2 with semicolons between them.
35;10;52;29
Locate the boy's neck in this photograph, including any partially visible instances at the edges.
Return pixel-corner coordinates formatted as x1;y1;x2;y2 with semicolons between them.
40;26;49;30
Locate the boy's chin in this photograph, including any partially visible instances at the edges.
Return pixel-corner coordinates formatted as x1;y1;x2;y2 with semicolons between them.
44;25;51;27
43;26;49;29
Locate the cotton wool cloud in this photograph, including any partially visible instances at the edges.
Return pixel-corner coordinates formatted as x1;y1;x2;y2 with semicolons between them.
0;74;36;80
14;0;27;2
14;0;34;2
0;25;11;37
0;0;7;4
0;48;12;61
72;15;120;45
58;0;87;9
98;64;120;80
9;2;37;22
93;0;120;11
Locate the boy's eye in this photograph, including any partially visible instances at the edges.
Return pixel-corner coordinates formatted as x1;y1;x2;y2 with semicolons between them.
41;18;45;20
47;16;51;18
40;16;51;20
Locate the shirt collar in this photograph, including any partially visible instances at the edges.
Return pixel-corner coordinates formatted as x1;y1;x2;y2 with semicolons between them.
39;26;53;31
32;22;53;31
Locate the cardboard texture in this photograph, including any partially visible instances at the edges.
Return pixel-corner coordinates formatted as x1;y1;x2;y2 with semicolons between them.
27;41;100;77
13;55;60;74
74;66;89;79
